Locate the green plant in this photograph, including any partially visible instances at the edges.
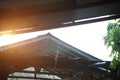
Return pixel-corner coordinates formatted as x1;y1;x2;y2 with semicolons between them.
104;20;120;69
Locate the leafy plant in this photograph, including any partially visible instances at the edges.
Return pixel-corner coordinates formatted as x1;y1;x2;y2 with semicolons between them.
104;20;120;69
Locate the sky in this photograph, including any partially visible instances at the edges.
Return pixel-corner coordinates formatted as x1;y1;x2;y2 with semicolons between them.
0;20;114;61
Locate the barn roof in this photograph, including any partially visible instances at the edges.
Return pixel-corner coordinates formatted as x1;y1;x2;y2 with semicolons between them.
0;33;111;80
0;33;101;61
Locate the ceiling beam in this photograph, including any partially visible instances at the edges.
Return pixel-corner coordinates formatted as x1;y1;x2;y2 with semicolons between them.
8;76;56;80
0;0;120;34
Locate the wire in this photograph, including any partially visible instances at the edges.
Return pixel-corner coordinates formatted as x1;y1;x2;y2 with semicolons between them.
52;50;59;80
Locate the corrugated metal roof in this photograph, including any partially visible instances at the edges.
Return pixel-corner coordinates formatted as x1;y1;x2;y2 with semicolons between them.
0;0;120;34
1;33;101;61
0;33;113;80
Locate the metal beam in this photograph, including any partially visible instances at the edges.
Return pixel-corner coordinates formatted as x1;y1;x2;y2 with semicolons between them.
8;76;56;80
14;70;72;77
0;0;120;34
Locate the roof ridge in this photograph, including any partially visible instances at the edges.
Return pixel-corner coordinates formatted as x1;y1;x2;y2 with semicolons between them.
0;33;101;61
47;34;102;61
0;33;51;51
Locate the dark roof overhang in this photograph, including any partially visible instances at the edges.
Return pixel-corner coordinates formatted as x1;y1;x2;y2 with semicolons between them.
0;0;120;34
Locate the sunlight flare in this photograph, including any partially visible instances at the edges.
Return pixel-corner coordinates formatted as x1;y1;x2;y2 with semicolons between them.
0;33;15;46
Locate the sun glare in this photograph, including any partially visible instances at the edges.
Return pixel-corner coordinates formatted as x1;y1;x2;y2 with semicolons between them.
0;32;40;47
1;33;13;37
0;33;15;46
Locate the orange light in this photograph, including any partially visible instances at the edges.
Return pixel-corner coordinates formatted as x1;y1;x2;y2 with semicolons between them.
0;33;15;46
1;33;13;37
0;32;36;47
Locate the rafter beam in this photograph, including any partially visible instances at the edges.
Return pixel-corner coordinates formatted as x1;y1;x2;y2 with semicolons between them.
8;76;57;80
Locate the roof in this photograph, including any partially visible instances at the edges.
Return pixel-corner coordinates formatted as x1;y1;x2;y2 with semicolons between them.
0;33;112;80
0;0;120;34
0;33;101;61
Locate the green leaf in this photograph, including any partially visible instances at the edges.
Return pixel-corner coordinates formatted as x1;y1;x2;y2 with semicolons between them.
117;20;120;23
103;19;120;70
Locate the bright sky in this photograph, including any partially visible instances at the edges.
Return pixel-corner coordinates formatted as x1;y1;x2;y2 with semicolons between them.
0;20;114;61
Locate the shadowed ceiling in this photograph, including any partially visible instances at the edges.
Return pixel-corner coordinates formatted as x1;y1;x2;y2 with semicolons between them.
0;0;120;34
